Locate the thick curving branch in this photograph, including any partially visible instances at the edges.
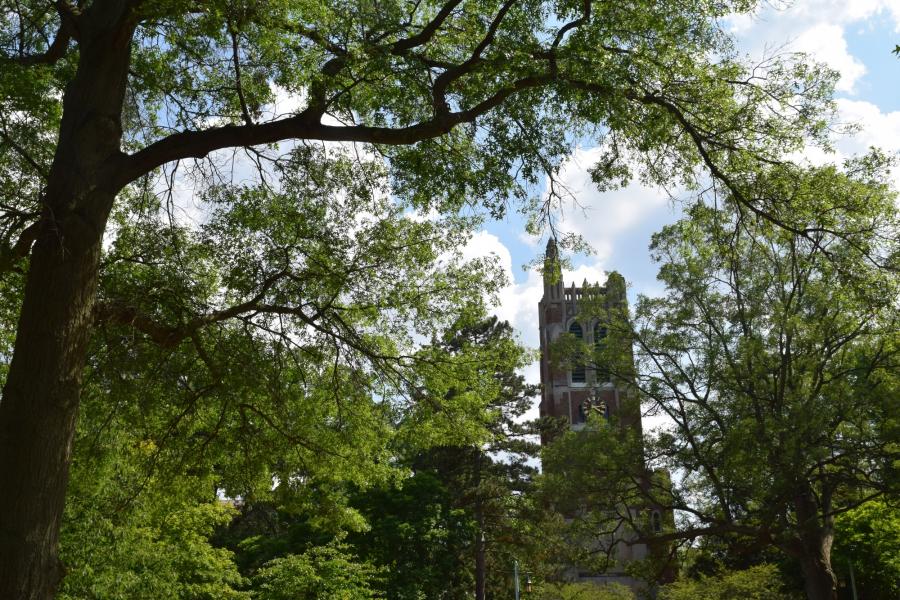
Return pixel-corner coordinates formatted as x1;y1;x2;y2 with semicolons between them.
390;0;465;54
5;1;80;67
111;72;555;189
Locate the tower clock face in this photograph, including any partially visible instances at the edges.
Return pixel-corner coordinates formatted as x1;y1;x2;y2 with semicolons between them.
581;388;607;418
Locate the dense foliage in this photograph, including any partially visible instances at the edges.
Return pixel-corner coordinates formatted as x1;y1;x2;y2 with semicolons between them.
534;582;635;600
57;313;542;599
0;1;880;599
832;500;900;600
540;154;899;600
658;564;797;600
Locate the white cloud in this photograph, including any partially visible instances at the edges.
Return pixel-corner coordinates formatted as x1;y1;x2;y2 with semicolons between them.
264;84;308;120
731;1;900;34
790;99;900;189
794;24;866;93
728;0;900;94
517;230;541;247
830;99;900;191
555;148;670;240
834;98;900;154
545;149;680;305
461;230;541;345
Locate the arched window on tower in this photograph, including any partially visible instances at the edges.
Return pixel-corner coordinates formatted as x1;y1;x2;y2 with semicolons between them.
593;323;610;382
569;322;586;384
651;510;662;533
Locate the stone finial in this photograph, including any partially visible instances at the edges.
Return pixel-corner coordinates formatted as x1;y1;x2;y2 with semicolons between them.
546;237;558;260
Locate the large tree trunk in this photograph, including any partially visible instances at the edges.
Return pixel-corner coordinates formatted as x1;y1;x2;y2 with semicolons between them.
0;6;133;598
793;490;837;600
799;550;837;600
475;527;487;600
0;216;108;599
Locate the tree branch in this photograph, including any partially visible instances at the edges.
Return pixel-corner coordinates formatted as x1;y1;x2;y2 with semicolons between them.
227;22;254;126
7;2;79;67
0;221;40;272
0;128;49;179
93;270;289;347
390;0;464;54
431;0;516;113
111;72;553;188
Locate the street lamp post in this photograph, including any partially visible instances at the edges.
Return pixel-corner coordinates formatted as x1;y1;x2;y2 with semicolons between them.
514;560;519;600
512;560;532;599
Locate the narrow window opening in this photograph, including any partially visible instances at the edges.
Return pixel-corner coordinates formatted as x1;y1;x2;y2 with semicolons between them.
569;322;585;383
593;323;610;382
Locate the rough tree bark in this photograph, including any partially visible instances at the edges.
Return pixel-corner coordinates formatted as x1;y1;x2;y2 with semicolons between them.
798;550;838;600
793;490;838;600
0;5;135;598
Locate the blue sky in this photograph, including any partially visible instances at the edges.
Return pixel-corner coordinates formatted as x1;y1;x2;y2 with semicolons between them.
465;0;900;402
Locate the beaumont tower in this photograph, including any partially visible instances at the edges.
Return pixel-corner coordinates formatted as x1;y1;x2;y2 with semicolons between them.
537;239;642;439
537;238;668;588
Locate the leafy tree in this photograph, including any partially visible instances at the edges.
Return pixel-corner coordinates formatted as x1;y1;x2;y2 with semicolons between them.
252;544;382;600
221;317;539;600
832;500;900;600
53;147;504;596
542;154;899;600
60;502;248;600
0;1;842;597
676;531;804;592
55;349;253;599
348;468;477;599
406;317;540;600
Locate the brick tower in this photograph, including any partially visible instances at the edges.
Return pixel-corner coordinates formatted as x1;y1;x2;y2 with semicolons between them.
537;238;642;438
537;238;667;588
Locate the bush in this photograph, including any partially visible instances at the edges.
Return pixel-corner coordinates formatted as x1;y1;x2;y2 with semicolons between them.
533;581;635;600
658;564;796;600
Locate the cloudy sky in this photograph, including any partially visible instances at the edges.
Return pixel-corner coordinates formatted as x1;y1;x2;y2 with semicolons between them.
467;0;900;412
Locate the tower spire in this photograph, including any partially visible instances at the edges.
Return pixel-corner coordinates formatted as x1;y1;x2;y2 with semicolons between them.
543;238;563;300
546;237;558;260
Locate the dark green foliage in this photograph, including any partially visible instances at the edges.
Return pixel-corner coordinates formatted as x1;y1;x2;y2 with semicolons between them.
214;316;540;599
533;581;635;600
349;470;478;599
832;500;900;600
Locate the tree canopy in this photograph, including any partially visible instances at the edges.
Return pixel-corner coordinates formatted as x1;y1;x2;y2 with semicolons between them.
541;153;899;600
0;1;852;598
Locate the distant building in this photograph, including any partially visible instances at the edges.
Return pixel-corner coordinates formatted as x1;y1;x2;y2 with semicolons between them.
537;238;671;589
